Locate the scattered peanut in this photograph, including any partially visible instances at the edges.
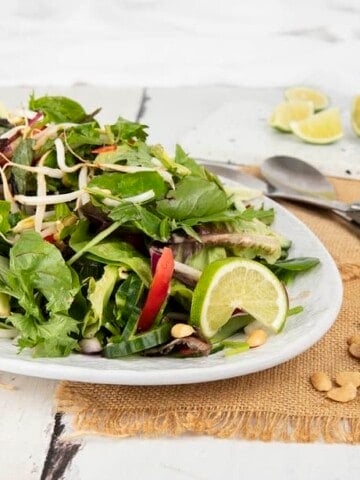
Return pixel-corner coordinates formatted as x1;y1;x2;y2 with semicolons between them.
171;323;195;339
335;371;360;388
347;334;360;346
326;384;357;403
310;372;332;392
247;329;268;348
349;343;360;360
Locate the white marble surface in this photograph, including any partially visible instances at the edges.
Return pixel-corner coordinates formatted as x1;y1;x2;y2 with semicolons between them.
0;0;360;92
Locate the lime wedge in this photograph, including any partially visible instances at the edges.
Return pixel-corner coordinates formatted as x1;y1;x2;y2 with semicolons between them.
351;95;360;137
269;100;314;132
284;87;329;111
190;258;288;338
290;108;343;144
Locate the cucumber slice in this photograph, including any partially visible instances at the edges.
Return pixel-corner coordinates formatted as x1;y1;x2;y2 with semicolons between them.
103;323;172;358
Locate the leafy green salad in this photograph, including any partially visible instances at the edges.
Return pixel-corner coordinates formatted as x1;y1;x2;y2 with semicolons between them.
0;95;319;358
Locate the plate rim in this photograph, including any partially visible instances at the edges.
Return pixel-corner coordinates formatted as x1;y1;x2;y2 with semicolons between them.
0;198;343;385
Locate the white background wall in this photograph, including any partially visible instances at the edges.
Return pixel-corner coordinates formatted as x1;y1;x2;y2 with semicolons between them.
1;0;360;91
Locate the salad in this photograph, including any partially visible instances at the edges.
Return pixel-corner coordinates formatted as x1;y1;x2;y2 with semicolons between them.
0;95;319;358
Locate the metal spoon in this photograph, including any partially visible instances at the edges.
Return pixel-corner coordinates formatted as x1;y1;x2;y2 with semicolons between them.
197;159;360;226
261;156;360;223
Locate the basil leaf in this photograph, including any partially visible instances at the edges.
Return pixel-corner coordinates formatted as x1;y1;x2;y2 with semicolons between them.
273;257;320;271
156;176;228;220
88;171;167;199
29;94;88;124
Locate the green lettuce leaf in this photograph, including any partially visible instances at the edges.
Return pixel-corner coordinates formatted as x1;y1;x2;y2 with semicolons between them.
0;201;10;234
82;265;119;337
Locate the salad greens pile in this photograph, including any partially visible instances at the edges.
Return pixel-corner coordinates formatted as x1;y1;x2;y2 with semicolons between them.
0;95;319;358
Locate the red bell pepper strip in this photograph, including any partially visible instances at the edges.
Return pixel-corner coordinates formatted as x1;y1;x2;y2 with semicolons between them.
91;145;117;154
43;234;55;244
137;247;174;332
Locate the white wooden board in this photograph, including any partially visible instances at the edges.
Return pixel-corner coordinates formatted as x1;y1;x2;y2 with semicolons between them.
144;87;360;180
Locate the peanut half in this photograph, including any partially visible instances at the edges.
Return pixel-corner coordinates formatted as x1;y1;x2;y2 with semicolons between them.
326;384;357;403
310;372;332;392
247;329;268;348
335;371;360;388
349;343;360;360
171;323;195;339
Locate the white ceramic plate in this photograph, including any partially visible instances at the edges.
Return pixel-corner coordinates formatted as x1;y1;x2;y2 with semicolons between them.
0;198;342;385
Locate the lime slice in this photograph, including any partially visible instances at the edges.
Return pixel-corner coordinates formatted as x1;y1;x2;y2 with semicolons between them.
190;258;288;338
284;87;329;111
290;108;343;145
351;95;360;136
269;100;314;132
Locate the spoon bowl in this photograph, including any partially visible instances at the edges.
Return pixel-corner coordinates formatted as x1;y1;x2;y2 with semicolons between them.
261;155;336;200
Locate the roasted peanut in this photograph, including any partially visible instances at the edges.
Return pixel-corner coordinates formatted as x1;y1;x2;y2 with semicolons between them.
349;343;360;359
347;334;360;346
171;323;195;339
335;371;360;388
310;372;332;392
247;329;268;348
326;384;357;403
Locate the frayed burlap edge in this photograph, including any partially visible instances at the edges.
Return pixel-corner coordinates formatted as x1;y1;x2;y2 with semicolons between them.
56;384;360;444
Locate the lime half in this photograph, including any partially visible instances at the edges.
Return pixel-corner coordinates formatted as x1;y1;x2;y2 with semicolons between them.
290;108;343;145
190;258;288;338
284;87;329;111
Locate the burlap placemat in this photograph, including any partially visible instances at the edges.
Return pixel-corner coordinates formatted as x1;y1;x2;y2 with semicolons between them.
56;176;360;443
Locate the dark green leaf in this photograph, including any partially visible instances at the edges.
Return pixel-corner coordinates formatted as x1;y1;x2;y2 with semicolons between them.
156;176;228;220
29;94;88;124
10;231;80;313
65;122;102;149
109;203;169;241
174;145;207;178
110;117;148;142
239;207;275;225
12;139;35;194
273;257;320;271
88;171;167;199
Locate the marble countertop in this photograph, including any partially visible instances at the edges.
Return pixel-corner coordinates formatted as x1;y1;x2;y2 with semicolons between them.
1;0;360;91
